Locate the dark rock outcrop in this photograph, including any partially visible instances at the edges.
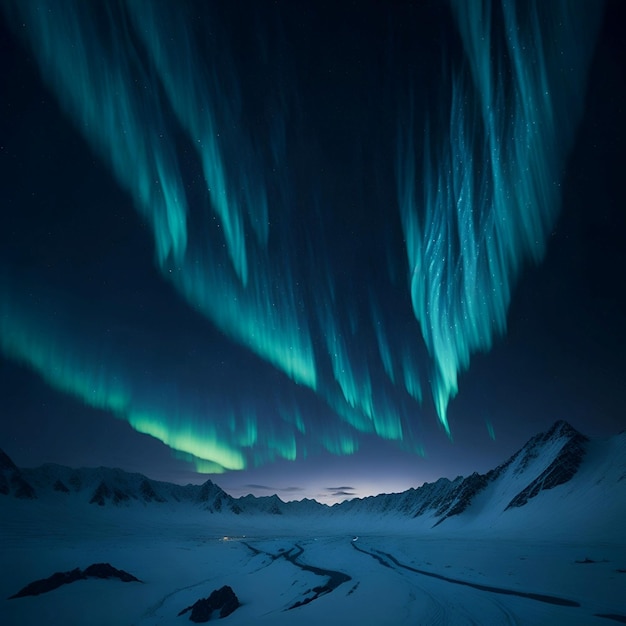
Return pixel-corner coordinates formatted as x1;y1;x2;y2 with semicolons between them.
82;563;140;582
89;481;112;506
0;448;18;471
433;472;490;526
8;563;141;599
0;449;36;499
194;480;242;513
10;474;36;499
506;422;588;509
53;479;70;493
88;481;135;505
140;479;166;503
178;585;240;622
112;487;130;504
9;568;83;598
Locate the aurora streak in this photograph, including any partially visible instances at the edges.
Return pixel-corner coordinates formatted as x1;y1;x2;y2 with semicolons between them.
0;0;603;471
397;0;602;431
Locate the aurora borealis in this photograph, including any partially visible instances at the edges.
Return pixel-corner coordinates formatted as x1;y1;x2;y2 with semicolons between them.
1;0;624;501
398;0;602;430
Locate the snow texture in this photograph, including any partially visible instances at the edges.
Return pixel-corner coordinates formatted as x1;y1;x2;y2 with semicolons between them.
1;421;625;625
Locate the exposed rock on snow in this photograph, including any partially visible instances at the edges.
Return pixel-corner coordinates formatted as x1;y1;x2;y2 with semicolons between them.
0;448;18;471
8;563;141;599
505;420;588;509
89;481;113;506
178;585;240;622
52;478;69;493
0;449;35;499
139;478;166;503
9;474;35;499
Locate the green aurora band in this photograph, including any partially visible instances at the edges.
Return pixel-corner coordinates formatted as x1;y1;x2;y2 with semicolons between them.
1;0;317;392
0;277;364;471
397;0;602;433
0;0;602;469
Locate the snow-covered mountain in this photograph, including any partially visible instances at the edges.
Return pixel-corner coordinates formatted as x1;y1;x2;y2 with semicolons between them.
333;420;593;522
0;458;240;513
1;420;625;532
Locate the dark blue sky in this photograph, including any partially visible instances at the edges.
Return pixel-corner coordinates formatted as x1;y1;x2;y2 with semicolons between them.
0;0;624;503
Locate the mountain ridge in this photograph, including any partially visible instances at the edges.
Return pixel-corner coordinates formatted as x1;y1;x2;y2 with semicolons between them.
1;420;623;529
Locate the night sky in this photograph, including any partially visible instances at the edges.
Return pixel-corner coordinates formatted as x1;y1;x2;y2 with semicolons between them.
1;0;624;504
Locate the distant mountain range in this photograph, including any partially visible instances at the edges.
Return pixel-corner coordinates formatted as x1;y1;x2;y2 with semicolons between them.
2;420;625;529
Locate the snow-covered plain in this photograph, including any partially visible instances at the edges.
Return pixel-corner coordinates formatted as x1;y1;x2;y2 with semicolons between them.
2;499;625;624
2;425;625;625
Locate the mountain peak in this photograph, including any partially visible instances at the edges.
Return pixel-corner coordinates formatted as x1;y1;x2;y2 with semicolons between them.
503;420;589;510
545;420;582;440
512;420;586;461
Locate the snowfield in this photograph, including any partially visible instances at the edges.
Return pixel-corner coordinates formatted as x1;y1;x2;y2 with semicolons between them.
1;499;625;625
1;423;625;625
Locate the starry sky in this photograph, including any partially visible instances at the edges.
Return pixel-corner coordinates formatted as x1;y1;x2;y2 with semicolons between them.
0;0;624;504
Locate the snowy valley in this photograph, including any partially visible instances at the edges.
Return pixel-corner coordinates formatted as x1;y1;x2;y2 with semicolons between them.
1;420;625;625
